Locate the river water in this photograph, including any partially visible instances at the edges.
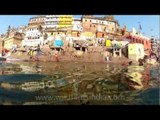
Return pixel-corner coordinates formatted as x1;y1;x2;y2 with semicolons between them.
0;61;159;105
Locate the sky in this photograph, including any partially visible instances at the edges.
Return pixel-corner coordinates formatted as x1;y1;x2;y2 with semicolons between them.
0;15;159;38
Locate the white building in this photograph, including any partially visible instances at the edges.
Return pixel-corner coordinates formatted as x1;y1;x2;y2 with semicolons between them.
44;15;59;29
22;26;44;47
17;26;27;33
72;18;83;31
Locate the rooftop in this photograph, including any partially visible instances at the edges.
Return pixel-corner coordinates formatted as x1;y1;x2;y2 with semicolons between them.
29;15;46;20
82;15;119;23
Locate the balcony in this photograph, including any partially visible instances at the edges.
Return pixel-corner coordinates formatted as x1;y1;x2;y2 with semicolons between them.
45;18;58;22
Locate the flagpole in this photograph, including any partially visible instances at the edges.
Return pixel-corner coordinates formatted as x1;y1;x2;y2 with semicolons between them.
138;22;141;35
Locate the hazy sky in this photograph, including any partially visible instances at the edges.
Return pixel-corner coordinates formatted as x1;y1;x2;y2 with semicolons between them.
0;15;159;38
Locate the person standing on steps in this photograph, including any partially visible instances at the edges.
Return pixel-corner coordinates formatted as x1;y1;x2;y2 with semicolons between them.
36;44;41;61
54;51;59;62
29;49;34;60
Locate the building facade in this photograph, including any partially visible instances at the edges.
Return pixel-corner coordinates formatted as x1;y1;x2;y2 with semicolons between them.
45;15;73;29
17;26;27;33
58;15;73;28
45;15;59;29
28;16;46;27
4;32;24;49
44;15;73;37
126;32;151;51
71;18;83;37
22;25;44;47
82;15;120;40
128;43;144;61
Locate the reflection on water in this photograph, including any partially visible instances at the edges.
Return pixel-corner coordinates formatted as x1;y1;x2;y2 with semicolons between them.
0;62;159;105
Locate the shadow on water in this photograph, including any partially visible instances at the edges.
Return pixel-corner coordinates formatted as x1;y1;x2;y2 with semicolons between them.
135;88;159;105
0;62;159;105
0;74;46;83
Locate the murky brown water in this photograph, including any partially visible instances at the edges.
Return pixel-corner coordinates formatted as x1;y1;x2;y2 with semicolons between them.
0;61;159;105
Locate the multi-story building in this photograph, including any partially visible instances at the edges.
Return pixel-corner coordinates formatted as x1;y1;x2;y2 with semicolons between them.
82;15;120;40
44;15;73;37
58;15;73;28
45;15;73;29
45;15;59;29
22;25;44;47
17;26;27;33
28;16;46;27
125;28;151;51
71;18;82;37
4;32;24;49
96;25;105;43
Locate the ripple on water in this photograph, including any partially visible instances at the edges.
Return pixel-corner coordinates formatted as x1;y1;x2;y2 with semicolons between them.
0;62;159;105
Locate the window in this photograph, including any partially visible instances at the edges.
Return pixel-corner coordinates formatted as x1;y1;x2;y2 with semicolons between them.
90;25;92;27
90;20;91;22
94;25;96;27
133;38;135;43
85;19;87;22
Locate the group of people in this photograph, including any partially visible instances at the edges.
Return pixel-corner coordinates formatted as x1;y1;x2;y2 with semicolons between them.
27;44;60;62
28;44;42;61
11;44;17;53
138;51;160;66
